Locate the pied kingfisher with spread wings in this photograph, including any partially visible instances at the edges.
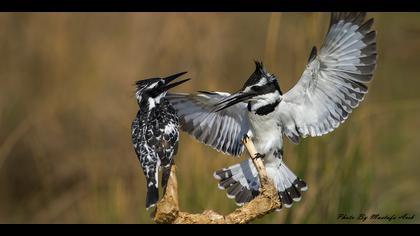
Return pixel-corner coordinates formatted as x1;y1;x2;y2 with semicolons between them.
131;72;190;210
167;12;377;208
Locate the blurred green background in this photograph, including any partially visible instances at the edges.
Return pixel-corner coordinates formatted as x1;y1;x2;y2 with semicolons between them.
0;13;419;224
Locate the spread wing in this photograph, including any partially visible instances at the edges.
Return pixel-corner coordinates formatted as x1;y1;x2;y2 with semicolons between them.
166;92;249;156
279;12;377;144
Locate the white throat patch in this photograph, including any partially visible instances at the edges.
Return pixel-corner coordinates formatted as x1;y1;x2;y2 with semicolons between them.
250;90;281;110
148;91;167;110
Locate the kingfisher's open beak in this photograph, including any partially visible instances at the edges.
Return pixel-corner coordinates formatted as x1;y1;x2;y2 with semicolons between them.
214;90;257;112
161;71;190;92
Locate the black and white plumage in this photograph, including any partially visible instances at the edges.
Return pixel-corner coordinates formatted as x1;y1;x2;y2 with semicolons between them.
167;12;376;208
131;72;190;210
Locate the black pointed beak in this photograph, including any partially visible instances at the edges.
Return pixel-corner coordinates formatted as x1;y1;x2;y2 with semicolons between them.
161;71;190;92
214;90;256;112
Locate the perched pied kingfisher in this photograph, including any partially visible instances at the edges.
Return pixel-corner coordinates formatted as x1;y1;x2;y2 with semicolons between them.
167;13;376;208
131;72;190;210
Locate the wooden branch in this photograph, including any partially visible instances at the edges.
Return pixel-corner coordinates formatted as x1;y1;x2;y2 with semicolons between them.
242;137;270;186
152;136;281;224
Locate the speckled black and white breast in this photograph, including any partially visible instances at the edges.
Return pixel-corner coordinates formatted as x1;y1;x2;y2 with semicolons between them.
131;99;180;186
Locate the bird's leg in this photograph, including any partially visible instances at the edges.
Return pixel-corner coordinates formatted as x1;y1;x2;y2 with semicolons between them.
242;134;265;160
254;153;266;160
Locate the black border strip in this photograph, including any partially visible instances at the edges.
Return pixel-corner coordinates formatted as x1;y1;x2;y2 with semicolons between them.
1;0;419;12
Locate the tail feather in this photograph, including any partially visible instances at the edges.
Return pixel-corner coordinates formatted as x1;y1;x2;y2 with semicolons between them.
279;190;293;208
214;159;260;206
278;164;301;201
218;176;237;190
214;158;307;208
145;185;159;210
235;186;254;204
294;178;308;191
282;162;308;191
227;182;243;198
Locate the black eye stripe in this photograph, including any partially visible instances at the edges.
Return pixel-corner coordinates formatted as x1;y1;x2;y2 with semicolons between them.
251;86;263;91
251;84;278;94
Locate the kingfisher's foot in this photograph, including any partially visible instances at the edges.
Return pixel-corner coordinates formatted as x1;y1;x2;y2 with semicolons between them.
254;153;265;159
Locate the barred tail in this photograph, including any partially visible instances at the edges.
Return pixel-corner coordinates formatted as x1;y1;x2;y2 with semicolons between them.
214;159;260;206
214;158;307;208
267;160;307;208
